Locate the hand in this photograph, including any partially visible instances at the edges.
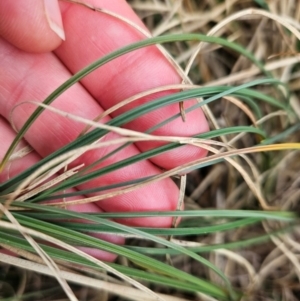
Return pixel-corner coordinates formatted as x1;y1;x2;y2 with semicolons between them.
0;0;209;260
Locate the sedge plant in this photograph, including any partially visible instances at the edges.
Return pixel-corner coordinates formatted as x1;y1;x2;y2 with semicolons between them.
1;1;300;301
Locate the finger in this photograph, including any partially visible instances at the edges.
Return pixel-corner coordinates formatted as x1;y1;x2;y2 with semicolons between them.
0;0;64;53
55;0;209;170
0;37;178;227
0;117;41;183
0;116;124;261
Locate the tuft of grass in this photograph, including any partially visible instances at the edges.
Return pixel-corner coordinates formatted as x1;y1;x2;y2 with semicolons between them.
1;0;300;300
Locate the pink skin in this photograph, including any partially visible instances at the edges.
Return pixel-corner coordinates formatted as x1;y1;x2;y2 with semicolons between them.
0;118;123;261
0;0;209;260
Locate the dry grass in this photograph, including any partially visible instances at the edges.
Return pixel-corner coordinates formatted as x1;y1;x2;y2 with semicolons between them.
1;0;300;300
130;1;300;300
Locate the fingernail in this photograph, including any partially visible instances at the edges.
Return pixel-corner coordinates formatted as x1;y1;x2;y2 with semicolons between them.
44;0;65;40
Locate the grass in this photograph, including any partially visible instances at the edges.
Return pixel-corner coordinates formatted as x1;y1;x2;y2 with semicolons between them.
1;0;300;300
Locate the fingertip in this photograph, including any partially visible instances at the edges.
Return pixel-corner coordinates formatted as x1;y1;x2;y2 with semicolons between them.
132;101;210;170
77;246;119;262
67;202;125;261
77;234;125;262
98;178;180;228
0;0;64;53
44;0;65;41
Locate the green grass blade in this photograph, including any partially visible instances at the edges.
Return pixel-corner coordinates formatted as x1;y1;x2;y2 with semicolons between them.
24;218;261;236
29;125;265;200
0;33;274;170
0;232;227;296
10;204;235;295
6;212;232;299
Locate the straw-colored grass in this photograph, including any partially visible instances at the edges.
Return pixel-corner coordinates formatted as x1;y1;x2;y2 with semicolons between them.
1;0;300;300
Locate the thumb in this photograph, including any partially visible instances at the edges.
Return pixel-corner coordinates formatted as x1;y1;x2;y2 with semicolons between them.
0;0;65;53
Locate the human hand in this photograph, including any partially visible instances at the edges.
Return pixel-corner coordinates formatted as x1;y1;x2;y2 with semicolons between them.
0;0;209;260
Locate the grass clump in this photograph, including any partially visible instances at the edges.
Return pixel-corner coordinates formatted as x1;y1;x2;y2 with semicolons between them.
1;0;300;300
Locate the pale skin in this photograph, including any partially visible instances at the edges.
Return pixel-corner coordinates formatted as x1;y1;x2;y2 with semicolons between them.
0;0;209;260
